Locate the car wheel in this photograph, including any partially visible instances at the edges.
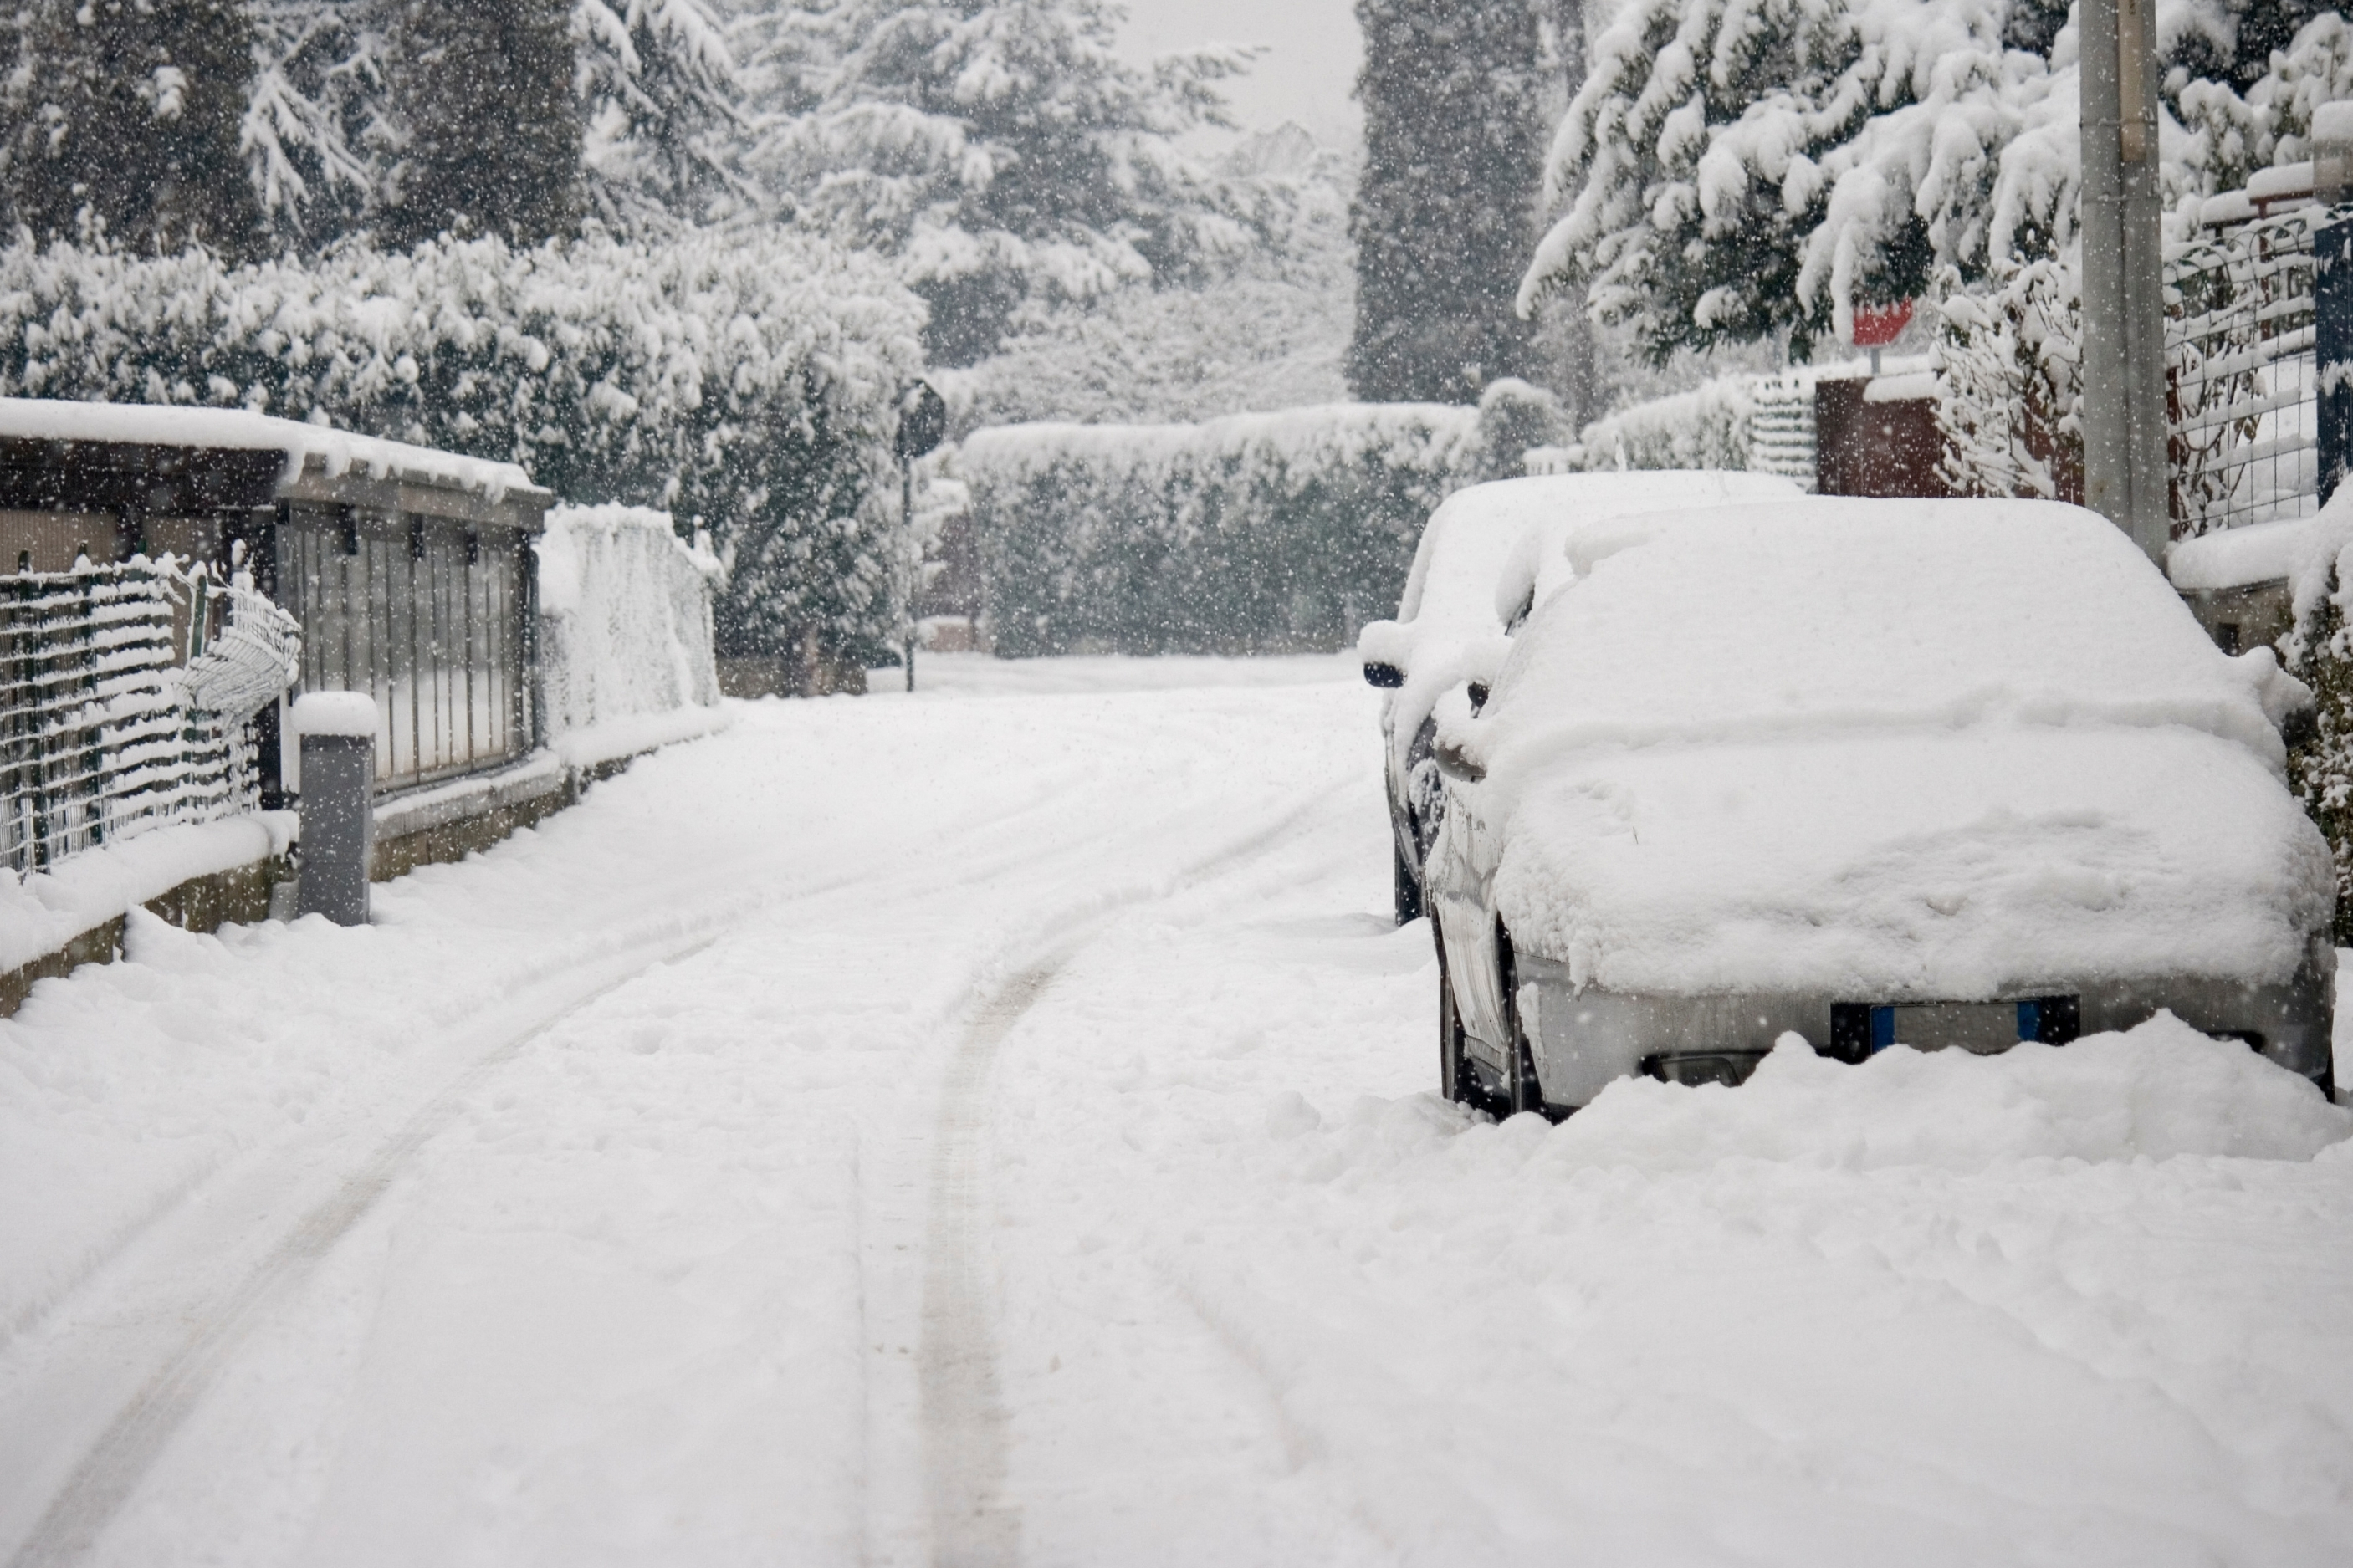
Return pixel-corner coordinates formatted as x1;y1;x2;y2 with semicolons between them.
1394;839;1424;925
1496;927;1555;1121
1436;927;1468;1102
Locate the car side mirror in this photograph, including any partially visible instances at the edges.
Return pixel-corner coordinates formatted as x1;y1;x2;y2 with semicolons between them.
1363;661;1404;688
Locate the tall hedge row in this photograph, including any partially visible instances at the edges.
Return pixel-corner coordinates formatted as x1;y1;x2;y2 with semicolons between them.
955;386;1556;655
0;231;925;664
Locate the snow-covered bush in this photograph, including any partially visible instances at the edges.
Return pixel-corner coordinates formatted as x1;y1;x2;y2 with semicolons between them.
535;503;721;762
956;402;1496;656
0;228;925;665
1931;259;2082;501
1535;363;1854;479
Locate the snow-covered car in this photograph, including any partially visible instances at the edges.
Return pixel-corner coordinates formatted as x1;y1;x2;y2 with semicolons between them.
1424;497;2336;1116
1358;471;1803;922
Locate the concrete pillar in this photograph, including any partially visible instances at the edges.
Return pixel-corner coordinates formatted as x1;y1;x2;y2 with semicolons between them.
2079;0;2171;563
291;691;379;927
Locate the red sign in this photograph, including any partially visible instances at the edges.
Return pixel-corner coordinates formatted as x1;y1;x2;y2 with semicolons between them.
1850;299;1914;347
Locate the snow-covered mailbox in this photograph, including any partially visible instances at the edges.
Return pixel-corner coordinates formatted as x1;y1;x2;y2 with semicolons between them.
0;399;552;879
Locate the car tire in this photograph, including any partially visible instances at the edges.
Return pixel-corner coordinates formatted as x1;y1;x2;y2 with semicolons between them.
1436;927;1468;1102
1394;839;1424;926
1496;927;1555;1121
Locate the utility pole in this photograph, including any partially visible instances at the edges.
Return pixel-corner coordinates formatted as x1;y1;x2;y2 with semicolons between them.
2080;0;2170;564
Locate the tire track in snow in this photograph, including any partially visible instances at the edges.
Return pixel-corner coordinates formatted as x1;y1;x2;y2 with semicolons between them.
911;779;1353;1566
6;926;729;1568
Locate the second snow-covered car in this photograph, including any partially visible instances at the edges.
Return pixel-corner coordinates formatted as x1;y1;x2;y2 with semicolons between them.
1358;471;1803;922
1425;497;2335;1116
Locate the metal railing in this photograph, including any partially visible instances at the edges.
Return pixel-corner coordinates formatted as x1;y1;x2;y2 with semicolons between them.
2;562;259;878
2166;208;2339;534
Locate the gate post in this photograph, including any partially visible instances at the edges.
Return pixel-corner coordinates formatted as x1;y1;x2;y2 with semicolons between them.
2318;217;2353;506
292;691;378;926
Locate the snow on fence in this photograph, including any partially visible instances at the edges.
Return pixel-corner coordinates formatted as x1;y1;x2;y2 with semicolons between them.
2;561;292;878
535;505;724;769
2166;209;2327;534
956;402;1491;655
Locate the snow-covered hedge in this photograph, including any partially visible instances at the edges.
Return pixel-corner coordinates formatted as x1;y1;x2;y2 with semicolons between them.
956;401;1501;655
0;230;924;665
536;505;725;769
1531;363;1875;483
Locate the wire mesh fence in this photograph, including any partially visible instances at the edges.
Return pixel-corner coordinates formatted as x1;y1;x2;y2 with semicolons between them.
2;561;263;880
2166;207;2340;535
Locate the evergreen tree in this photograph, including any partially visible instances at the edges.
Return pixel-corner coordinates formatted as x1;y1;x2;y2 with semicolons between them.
576;0;754;230
381;0;582;248
751;0;1258;366
1347;0;1550;405
0;0;263;255
243;0;391;243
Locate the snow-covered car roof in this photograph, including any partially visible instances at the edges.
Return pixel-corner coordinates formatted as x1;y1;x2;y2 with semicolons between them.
1445;498;2329;997
1358;472;1803;753
1389;470;1804;637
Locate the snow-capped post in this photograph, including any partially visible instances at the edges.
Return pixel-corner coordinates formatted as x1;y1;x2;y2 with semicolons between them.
893;381;947;692
291;692;380;927
2079;0;2169;563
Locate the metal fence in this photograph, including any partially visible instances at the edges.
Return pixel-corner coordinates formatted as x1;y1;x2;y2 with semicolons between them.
277;508;532;794
1;563;256;878
2166;208;2336;534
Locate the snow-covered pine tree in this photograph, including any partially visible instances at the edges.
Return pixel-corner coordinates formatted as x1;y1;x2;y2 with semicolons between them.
381;0;583;248
0;0;264;255
242;0;391;243
1348;0;1552;403
1526;0;2353;366
575;0;754;230
749;0;1257;366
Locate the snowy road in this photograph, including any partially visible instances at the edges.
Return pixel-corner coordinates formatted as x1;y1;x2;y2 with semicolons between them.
5;657;2353;1565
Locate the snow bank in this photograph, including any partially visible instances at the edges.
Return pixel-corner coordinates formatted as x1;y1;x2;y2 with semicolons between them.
535;504;724;755
0;398;536;502
0;815;291;978
1455;498;2329;993
955;402;1486;656
1555;1017;2351;1172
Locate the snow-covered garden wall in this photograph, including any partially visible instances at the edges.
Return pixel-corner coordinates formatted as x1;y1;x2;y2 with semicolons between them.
0;230;924;667
957;401;1515;655
535;505;724;771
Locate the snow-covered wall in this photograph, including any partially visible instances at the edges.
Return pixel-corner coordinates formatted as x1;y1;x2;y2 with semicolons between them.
536;505;724;769
957;402;1501;655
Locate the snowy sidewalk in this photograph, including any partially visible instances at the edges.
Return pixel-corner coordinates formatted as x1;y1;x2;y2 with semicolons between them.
3;664;2351;1566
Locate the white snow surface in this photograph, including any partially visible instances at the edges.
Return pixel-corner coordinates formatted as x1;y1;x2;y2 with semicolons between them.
1455;498;2329;993
0;398;541;501
289;690;380;738
3;661;2351;1565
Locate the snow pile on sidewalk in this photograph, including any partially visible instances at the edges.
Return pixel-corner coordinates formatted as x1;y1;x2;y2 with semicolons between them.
535;504;727;770
0;816;291;978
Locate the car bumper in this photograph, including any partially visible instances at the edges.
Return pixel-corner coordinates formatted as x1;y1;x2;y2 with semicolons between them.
1512;952;2335;1108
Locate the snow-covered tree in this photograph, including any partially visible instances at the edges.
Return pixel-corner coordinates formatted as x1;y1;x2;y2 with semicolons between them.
575;0;754;229
241;0;389;243
1348;0;1552;403
749;0;1261;365
379;0;584;248
1522;0;2353;365
0;0;264;254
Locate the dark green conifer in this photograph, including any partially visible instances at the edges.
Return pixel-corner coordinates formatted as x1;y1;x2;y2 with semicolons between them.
1347;0;1549;403
381;0;581;248
0;0;264;255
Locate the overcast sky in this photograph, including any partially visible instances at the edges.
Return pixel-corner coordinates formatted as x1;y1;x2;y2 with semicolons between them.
1115;0;1364;149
